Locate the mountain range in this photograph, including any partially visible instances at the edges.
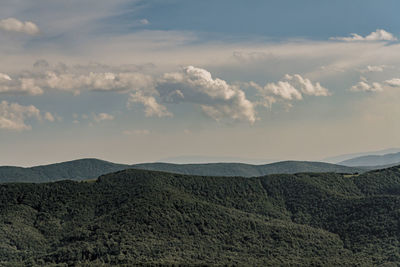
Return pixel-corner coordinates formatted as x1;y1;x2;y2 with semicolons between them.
0;158;366;183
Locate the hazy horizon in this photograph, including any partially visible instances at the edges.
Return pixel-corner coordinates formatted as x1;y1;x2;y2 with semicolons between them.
1;0;400;166
3;146;400;168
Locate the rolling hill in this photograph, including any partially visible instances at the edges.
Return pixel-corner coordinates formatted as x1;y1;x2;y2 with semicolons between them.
1;166;400;265
0;158;365;183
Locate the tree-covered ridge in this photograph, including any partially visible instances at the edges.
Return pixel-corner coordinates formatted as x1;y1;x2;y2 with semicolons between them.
0;158;365;183
1;166;400;265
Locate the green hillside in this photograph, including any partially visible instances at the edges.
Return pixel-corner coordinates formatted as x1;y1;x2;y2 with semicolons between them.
0;158;364;183
1;166;400;265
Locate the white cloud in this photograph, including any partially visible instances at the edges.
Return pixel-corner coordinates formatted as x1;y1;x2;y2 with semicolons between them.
139;19;149;25
0;18;39;35
0;73;11;81
0;74;44;95
129;92;172;118
350;78;383;92
44;112;55;122
255;74;330;106
0;101;46;131
284;74;330;96
331;29;397;42
93;112;114;122
360;65;386;73
43;71;154;94
384;78;400;87
264;81;302;101
19;78;44;95
157;66;256;123
0;62;155;97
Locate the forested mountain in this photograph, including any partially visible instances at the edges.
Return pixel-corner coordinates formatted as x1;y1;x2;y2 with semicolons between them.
339;152;400;167
133;160;364;177
1;166;400;265
0;159;130;183
0;158;364;183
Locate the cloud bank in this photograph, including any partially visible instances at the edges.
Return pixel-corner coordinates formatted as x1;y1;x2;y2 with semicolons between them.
0;62;333;125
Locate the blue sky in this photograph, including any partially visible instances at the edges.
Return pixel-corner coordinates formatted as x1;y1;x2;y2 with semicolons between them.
129;0;400;39
1;0;400;166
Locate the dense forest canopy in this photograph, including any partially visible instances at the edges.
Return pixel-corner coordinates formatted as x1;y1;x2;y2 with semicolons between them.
1;166;400;265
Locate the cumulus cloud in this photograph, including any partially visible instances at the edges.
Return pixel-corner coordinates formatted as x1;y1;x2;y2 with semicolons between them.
350;77;383;92
93;113;114;122
384;78;400;87
139;19;150;25
44;112;55;122
129;92;172;118
0;18;39;35
255;74;330;107
0;62;333;124
156;66;256;123
284;74;330;96
0;73;43;95
331;29;397;42
0;101;53;131
360;65;386;73
0;62;155;96
264;81;302;101
43;71;154;94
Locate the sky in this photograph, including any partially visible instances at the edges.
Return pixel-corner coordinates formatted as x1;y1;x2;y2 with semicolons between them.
1;0;400;166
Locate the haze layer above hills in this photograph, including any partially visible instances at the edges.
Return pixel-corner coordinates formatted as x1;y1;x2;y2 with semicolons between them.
1;166;400;265
0;158;366;183
339;152;400;167
323;148;400;163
